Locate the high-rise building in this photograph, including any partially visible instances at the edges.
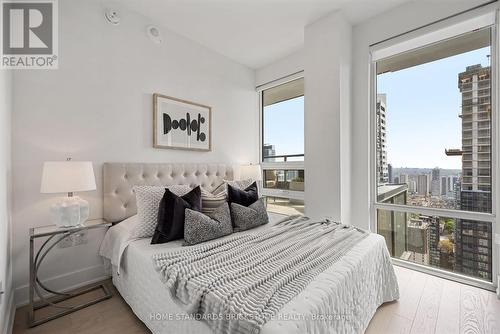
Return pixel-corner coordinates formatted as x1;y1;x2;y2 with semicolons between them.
417;174;429;196
454;180;461;209
447;175;459;199
441;176;448;196
447;176;457;193
460;67;491;194
431;167;440;196
406;218;429;265
376;94;388;184
388;164;393;183
424;216;441;268
447;64;492;281
400;173;408;184
408;180;417;193
263;144;276;162
404;215;441;267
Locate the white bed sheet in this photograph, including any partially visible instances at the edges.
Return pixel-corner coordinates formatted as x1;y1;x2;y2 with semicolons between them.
100;214;399;334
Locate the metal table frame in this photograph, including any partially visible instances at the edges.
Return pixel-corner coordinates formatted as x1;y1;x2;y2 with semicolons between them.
28;219;112;327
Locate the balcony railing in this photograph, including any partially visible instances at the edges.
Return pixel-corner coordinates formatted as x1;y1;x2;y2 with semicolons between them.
263;154;304;162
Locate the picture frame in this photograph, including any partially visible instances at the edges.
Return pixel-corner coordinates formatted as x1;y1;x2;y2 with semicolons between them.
153;93;212;151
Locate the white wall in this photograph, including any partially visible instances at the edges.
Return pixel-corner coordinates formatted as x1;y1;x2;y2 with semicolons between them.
350;0;491;230
255;50;304;87
304;11;352;221
12;0;258;305
0;69;13;332
255;12;352;222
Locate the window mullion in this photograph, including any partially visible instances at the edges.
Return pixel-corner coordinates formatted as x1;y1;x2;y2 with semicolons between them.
374;202;496;222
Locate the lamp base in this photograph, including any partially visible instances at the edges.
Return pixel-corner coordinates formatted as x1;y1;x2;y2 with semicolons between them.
50;196;90;227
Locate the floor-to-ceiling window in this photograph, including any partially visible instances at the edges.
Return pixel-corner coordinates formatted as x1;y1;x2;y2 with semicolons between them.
260;77;304;215
371;13;497;290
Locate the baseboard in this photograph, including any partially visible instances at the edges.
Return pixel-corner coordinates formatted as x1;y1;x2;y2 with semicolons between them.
15;264;110;307
2;291;15;334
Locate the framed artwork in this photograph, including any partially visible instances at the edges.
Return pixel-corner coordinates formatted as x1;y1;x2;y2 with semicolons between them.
153;93;212;151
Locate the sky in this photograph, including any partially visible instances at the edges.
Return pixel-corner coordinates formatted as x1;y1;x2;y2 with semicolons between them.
263;96;304;157
377;46;491;169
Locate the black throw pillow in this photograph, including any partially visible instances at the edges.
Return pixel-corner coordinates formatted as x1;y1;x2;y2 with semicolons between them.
227;181;258;207
151;186;202;244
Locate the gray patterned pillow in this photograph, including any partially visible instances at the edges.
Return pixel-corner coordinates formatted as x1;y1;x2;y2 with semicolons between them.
230;198;269;232
184;202;233;245
132;185;192;239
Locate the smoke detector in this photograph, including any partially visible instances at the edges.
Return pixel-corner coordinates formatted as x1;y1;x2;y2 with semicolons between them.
147;25;162;44
105;9;120;25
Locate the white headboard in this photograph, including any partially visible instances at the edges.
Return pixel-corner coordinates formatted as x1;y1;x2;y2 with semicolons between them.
103;163;234;223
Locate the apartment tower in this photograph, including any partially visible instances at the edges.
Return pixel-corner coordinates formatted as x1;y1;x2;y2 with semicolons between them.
454;64;493;280
376;94;389;184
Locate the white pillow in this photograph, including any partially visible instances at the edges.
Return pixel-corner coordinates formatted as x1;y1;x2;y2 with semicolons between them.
132;185;192;238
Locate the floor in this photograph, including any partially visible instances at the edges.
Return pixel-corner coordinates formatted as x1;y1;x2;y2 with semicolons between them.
266;197;305;216
12;283;149;334
12;266;500;334
366;266;500;334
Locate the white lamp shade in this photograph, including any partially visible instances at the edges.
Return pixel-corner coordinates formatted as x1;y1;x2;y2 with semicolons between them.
240;164;262;181
41;161;96;194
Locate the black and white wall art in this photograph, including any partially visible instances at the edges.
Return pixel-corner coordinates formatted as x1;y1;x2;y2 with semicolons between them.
153;93;212;151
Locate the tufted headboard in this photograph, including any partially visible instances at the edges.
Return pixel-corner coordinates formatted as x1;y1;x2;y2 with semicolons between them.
103;163;235;223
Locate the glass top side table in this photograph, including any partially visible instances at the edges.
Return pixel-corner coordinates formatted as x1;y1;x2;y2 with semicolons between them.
29;218;112;327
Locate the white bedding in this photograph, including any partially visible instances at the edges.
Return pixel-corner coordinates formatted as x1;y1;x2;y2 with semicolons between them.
100;213;399;334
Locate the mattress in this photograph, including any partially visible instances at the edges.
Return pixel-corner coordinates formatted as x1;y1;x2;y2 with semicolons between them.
100;213;399;334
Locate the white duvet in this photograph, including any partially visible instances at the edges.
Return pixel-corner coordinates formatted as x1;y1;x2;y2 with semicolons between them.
99;214;399;334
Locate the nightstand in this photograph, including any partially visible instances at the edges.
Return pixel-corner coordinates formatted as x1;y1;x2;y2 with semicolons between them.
28;219;112;327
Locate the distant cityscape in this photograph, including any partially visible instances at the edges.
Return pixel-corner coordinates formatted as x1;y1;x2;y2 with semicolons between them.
391;167;461;210
377;64;492;281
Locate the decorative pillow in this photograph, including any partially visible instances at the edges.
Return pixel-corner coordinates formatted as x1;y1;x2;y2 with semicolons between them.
132;185;192;238
201;188;227;215
230;198;269;232
151;186;202;244
184;202;233;245
227;182;258;207
212;178;254;197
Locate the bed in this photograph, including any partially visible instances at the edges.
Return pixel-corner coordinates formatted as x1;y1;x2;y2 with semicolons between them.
99;163;399;334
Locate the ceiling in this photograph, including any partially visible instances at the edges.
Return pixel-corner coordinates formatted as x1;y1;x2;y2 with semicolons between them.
119;0;412;69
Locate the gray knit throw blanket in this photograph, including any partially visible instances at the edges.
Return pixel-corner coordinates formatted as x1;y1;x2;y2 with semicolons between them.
153;216;368;334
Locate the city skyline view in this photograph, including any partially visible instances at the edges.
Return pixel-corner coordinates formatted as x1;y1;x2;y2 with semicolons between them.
263;96;304;158
263;48;491;170
377;46;491;170
376;29;493;282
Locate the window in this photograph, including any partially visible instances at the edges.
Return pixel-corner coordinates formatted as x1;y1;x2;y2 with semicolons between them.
262;78;304;162
371;14;496;287
260;77;304;215
377;209;493;281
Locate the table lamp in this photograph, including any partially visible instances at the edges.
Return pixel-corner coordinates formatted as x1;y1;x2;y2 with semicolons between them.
240;164;262;182
40;159;96;227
